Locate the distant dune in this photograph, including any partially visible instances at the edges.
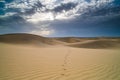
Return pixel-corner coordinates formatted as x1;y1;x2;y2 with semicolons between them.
0;33;120;49
55;37;82;43
68;39;120;49
0;33;64;47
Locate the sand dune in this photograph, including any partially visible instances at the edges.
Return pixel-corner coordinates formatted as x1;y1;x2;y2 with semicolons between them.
0;33;120;80
0;33;120;49
55;37;83;43
0;33;65;47
56;37;120;49
0;43;120;80
68;39;120;49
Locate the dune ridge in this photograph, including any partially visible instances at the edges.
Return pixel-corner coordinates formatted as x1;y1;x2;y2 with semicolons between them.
0;33;66;47
0;33;120;49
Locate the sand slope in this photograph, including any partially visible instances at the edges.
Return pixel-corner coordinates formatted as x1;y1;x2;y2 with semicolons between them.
68;39;120;49
0;33;120;80
0;43;120;80
0;33;120;49
0;33;66;47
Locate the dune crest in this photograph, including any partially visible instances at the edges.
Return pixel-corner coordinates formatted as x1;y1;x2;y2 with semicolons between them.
0;33;120;49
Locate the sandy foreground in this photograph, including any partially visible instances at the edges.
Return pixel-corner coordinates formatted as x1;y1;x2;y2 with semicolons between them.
0;43;120;80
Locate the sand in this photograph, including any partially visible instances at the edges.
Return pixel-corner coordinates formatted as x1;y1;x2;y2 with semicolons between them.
0;43;120;80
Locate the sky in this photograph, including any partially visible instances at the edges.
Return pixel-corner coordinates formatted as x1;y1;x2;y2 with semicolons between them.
0;0;120;37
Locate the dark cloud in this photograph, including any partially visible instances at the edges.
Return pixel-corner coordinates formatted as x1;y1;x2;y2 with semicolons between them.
84;5;120;17
21;1;45;15
1;0;45;16
50;12;120;37
8;2;78;16
53;2;78;12
33;1;44;8
0;15;34;34
22;2;78;15
6;8;22;13
23;8;36;15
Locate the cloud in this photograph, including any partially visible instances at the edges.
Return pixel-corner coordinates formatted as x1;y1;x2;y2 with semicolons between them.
53;2;78;12
26;12;54;23
2;0;115;22
1;0;120;37
0;14;36;35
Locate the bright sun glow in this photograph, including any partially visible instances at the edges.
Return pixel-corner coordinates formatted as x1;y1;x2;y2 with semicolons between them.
31;29;54;36
27;12;54;23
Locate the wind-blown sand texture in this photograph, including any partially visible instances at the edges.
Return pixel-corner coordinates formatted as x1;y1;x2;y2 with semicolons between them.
0;34;120;80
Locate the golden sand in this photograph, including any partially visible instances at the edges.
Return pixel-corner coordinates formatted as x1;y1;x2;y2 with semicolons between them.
0;43;120;80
